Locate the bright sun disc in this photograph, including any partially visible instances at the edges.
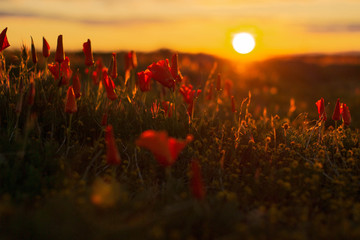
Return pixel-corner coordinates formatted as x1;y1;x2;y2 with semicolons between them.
232;33;255;54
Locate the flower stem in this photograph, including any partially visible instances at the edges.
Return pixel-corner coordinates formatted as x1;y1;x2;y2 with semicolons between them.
66;113;73;156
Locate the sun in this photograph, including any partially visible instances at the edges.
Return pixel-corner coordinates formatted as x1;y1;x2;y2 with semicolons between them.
232;32;256;54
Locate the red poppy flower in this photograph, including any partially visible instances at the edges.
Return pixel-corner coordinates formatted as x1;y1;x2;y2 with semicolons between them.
48;62;60;80
109;53;117;79
137;69;151;92
72;69;81;98
102;68;117;101
147;59;175;89
315;98;326;121
0;27;10;52
42;37;50;58
30;36;37;64
55;35;65;63
83;39;94;66
190;159;205;200
60;56;72;86
136;130;193;167
105;125;121;165
341;103;351;126
332;98;341;121
179;84;201;116
170;53;183;83
65;86;77;113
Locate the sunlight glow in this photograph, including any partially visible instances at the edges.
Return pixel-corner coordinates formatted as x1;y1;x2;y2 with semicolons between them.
232;33;256;54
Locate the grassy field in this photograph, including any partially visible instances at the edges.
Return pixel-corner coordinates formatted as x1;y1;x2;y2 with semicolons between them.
1;35;360;239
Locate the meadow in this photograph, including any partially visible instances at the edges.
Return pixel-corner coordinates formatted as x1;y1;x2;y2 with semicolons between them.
1;29;360;239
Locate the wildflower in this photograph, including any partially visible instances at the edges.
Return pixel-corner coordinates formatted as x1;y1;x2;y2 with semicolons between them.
151;100;160;118
30;36;37;64
179;84;201;116
332;98;341;121
108;53;117;79
102;68;117;101
60;56;72;86
55;35;65;63
315;98;326;121
72;69;81;98
65;86;77;113
162;101;174;118
48;62;60;80
0;27;10;52
105;125;121;165
170;53;183;83
147;59;175;89
135;130;193;167
190;159;205;200
137;69;151;92
341;103;351;126
83;39;94;67
42;37;50;58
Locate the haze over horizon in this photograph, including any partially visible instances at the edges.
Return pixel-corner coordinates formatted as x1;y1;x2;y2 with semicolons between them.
2;0;360;61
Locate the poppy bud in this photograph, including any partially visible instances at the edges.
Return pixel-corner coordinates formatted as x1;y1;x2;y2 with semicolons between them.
0;27;10;52
105;125;121;165
341;103;351;126
332;98;341;121
137;69;151;92
83;39;94;66
42;37;50;58
315;98;326;121
30;36;37;64
55;35;65;63
72;69;81;98
65;86;77;113
109;53;117;79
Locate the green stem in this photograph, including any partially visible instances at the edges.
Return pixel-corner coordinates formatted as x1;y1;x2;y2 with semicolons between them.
66;113;73;156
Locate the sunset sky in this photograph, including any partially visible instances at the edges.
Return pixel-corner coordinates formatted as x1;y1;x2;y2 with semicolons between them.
1;0;360;61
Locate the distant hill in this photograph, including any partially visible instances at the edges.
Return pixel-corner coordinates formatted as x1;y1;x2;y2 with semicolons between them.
4;49;360;126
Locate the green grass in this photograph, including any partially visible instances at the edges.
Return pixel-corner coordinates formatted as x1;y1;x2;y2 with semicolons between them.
1;48;360;240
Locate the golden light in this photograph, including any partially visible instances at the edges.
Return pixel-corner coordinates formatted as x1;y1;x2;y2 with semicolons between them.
232;32;256;54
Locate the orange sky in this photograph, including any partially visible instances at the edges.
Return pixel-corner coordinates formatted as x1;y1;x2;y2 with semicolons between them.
2;0;360;61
